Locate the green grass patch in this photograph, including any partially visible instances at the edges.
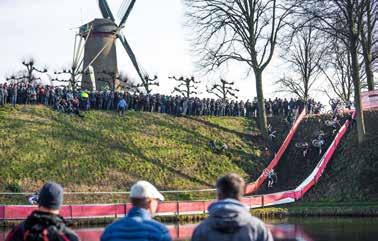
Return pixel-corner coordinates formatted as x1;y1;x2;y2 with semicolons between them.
0;105;275;204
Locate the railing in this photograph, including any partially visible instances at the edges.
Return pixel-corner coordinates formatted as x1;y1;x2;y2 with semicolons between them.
0;189;217;205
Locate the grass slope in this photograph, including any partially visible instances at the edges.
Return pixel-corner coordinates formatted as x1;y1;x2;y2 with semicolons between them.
0;105;276;196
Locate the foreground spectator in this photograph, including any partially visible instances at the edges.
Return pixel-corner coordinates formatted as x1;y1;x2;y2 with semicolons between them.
191;173;273;241
5;182;80;241
101;181;171;241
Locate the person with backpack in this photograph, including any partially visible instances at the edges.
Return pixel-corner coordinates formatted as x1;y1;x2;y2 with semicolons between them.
5;182;80;241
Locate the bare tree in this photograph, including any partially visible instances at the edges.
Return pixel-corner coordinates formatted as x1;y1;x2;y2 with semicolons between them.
207;79;239;101
360;0;377;91
300;0;369;143
320;40;353;102
6;71;28;84
276;25;327;100
169;76;200;98
7;58;47;84
132;75;159;94
53;64;82;90
184;0;298;136
112;72;139;94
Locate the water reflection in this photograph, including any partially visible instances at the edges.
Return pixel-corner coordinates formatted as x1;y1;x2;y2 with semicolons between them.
1;218;378;241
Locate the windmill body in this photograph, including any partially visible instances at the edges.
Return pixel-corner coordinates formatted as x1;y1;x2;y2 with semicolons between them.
79;18;119;91
77;0;146;91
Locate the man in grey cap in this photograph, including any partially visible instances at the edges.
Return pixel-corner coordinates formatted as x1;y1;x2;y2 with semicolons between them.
5;182;80;241
101;180;171;241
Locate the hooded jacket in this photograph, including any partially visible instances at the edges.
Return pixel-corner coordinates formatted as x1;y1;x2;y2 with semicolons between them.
191;199;273;241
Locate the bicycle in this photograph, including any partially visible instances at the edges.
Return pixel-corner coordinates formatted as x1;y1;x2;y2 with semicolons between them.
263;168;271;177
324;119;339;126
312;136;325;155
295;142;309;157
28;192;39;205
328;99;346;118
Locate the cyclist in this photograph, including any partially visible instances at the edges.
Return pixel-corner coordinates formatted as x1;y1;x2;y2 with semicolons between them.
27;191;39;205
268;124;277;142
267;169;278;188
312;132;326;155
268;124;277;154
330;99;340;113
295;142;309;158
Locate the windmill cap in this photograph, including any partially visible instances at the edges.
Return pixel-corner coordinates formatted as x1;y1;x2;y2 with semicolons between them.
129;181;164;201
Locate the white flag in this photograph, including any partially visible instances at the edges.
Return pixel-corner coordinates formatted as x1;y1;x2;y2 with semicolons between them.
88;65;96;91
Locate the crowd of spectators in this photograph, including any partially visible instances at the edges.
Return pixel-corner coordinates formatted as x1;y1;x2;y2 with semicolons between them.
0;82;323;117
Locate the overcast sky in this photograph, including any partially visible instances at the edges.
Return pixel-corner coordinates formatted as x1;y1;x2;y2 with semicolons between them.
0;0;329;101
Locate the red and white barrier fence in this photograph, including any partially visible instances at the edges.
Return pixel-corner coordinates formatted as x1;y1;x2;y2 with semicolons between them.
245;109;307;194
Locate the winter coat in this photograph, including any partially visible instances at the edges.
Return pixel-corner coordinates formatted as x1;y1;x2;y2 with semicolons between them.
191;199;273;241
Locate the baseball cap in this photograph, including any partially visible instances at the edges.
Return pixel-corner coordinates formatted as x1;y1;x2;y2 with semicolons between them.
129;181;165;201
38;182;64;210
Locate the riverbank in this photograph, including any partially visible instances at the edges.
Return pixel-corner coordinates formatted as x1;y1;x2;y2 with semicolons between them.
252;201;378;218
156;202;378;223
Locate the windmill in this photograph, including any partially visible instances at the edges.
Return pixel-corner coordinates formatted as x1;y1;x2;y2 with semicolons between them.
77;0;146;91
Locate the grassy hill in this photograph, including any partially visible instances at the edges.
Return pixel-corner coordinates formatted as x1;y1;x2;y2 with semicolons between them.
0;105;283;200
0;105;377;205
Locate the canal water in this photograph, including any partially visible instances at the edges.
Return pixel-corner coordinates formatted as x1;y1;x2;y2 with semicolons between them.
1;217;378;241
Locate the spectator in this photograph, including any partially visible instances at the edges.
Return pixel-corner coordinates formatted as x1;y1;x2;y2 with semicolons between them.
1;81;323;119
117;97;128;116
5;182;80;241
0;84;4;107
191;173;273;241
101;181;171;241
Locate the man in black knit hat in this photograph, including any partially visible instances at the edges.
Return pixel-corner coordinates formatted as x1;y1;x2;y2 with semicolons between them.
5;182;80;241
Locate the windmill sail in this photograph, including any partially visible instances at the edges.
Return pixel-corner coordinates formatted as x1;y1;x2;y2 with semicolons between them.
119;33;145;82
98;0;115;22
119;0;136;26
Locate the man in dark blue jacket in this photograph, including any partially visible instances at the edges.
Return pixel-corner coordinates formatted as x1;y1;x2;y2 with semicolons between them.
191;173;273;241
101;181;171;241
